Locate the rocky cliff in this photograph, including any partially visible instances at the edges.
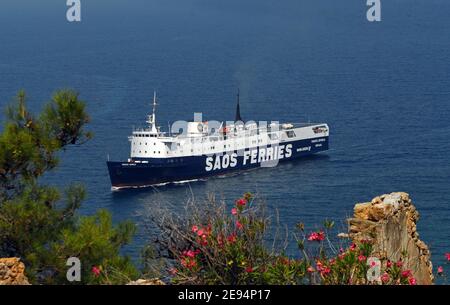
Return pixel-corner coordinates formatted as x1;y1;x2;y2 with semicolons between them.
348;192;433;284
0;258;30;285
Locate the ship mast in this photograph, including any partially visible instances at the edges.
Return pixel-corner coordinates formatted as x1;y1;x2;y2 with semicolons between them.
147;91;158;134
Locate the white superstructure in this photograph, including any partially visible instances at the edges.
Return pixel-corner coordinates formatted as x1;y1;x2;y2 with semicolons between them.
128;93;329;159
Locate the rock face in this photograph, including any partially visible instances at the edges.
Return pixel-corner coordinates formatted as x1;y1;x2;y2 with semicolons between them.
348;192;433;284
0;258;30;285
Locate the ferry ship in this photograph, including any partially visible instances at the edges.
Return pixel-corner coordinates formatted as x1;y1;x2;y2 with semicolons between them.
107;92;329;189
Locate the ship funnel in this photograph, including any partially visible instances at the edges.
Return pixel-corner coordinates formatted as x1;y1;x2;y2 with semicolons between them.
235;88;243;123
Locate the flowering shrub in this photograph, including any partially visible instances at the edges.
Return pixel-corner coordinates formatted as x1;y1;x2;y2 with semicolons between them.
435;253;450;284
149;193;427;285
169;193;310;284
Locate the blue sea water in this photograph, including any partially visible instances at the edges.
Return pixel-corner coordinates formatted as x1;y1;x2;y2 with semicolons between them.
0;0;449;277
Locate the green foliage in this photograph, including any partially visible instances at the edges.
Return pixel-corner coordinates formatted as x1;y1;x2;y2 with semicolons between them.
0;90;136;284
47;210;138;284
0;89;91;200
41;90;92;147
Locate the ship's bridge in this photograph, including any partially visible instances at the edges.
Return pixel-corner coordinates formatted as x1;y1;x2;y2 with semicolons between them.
129;128;169;159
130;130;158;138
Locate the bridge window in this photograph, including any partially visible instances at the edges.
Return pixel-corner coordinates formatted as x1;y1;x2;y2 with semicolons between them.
286;130;296;138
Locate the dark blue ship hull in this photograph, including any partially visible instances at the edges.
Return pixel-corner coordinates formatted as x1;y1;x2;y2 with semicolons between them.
107;136;329;189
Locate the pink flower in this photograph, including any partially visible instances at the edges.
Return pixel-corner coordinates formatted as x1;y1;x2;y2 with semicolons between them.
182;249;200;258
231;208;238;215
358;255;367;262
445;253;450;261
307;233;316;241
437;266;444;275
185;250;196;258
236;220;243;230
191;225;198;233
197;229;204;237
307;231;325;242
349;243;357;251
317;231;325;240
408;277;417;285
91;266;101;277
169;267;178;275
386;260;392;268
236;198;247;206
245;266;253;273
227;233;237;243
381;273;390;283
396;260;403;268
181;258;197;269
322;267;331;276
307;266;315;273
401;270;412;278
